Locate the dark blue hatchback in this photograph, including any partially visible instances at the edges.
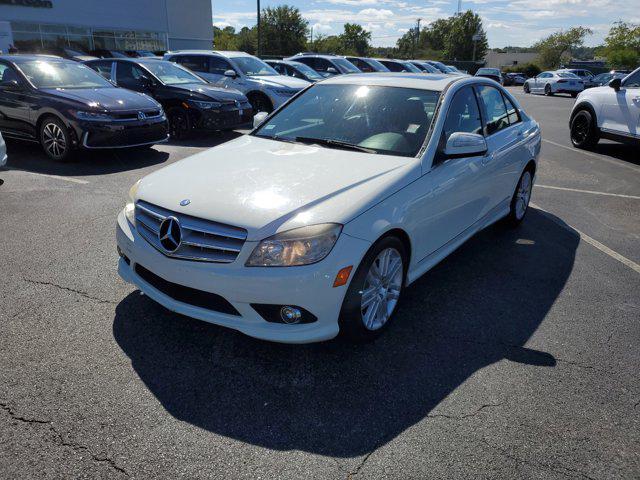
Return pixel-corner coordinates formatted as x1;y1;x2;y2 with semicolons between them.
0;55;168;161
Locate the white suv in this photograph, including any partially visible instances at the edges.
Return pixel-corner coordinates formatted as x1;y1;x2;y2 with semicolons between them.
164;50;310;113
569;67;640;148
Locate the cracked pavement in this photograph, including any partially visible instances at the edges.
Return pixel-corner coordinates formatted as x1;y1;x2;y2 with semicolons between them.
1;93;639;478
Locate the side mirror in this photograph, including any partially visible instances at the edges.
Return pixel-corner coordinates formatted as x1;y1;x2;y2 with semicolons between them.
326;67;338;74
609;78;621;91
444;132;487;158
224;69;237;78
253;111;269;129
0;79;22;92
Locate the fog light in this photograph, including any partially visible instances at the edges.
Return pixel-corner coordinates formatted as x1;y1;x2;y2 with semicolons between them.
280;306;302;324
117;246;130;265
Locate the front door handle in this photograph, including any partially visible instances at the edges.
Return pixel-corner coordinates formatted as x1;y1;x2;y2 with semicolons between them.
482;153;494;165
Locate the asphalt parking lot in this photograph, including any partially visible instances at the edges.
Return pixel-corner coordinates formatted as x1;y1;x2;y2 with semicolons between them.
1;86;638;479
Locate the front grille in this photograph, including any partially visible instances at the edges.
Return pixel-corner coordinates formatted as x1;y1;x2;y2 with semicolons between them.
135;200;247;263
135;263;240;316
112;109;163;121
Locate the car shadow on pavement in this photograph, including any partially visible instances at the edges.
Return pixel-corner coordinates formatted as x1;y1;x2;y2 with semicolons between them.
3;139;170;177
588;142;640;166
113;208;577;457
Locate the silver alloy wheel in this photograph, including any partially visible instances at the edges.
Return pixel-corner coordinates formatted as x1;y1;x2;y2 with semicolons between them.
42;123;67;158
360;247;403;331
515;171;532;220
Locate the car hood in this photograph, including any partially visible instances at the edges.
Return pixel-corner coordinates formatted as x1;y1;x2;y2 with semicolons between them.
136;135;418;240
247;75;310;90
40;87;158;111
168;83;247;101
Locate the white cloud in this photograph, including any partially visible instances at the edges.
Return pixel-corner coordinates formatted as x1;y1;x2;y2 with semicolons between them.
358;8;395;19
312;22;334;34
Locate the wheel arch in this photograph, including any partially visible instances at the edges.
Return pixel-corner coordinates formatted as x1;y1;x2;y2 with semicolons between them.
246;90;273;108
570;100;598;126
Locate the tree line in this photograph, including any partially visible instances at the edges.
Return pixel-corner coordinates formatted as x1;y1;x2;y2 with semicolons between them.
214;5;639;70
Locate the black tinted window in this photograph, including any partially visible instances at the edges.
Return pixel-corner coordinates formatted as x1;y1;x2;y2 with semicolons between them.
116;62;147;87
477;85;509;135
209;56;233;75
623;70;640;88
503;93;520;125
175;55;207;73
442;87;483;142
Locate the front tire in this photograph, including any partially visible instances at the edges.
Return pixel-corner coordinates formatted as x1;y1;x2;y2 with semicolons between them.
544;84;553;96
339;236;407;342
248;93;273;114
523;83;530;94
40;116;73;161
505;169;533;227
570;109;599;149
168;108;190;140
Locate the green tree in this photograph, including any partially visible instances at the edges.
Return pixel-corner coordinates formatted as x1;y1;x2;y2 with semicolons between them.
340;23;371;55
603;22;640;69
444;11;488;60
533;27;592;69
260;5;308;56
213;26;239;50
308;34;344;54
236;26;257;55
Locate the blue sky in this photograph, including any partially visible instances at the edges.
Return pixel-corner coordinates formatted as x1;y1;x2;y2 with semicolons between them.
211;0;637;48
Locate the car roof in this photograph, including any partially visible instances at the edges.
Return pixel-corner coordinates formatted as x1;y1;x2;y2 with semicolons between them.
290;54;336;59
317;72;459;91
0;54;69;63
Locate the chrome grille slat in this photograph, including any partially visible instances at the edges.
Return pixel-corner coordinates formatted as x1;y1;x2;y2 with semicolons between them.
134;200;247;263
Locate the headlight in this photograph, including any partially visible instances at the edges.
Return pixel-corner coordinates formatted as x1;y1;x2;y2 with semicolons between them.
269;88;297;97
124;180;140;225
189;100;222;110
72;110;113;121
246;224;342;267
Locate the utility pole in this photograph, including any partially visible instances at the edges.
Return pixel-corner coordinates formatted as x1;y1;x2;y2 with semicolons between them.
310;26;313;47
257;0;261;57
413;18;421;59
457;0;462;15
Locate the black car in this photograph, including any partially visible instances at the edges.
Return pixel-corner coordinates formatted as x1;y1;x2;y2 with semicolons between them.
475;67;503;85
376;59;422;73
0;55;168;161
85;58;252;139
344;57;390;73
265;60;324;82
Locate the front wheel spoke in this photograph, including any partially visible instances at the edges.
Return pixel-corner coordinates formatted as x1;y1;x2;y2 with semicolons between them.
386;259;402;281
361;287;377;308
364;300;379;328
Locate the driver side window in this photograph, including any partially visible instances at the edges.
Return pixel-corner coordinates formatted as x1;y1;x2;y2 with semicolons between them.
442;87;483;143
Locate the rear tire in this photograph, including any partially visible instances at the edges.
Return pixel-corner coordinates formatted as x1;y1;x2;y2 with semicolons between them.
523;83;530;93
505;168;533;227
544;84;553;96
40;116;74;162
339;236;407;343
570;109;599;149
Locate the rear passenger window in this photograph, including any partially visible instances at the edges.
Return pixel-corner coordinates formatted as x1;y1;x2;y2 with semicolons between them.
91;61;113;80
477;85;509;135
503;94;520;125
442;86;483;143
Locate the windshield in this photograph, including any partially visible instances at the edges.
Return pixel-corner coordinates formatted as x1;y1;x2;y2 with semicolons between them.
430;61;449;73
19;61;113;89
253;84;440;157
232;56;278;76
291;62;323;80
333;58;361;73
137;51;155;57
143;61;204;85
365;58;390;72
477;68;500;75
401;62;422;73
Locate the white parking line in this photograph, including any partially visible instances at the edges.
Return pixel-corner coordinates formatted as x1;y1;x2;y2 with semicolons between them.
542;139;640;173
535;184;640;200
6;168;89;185
531;202;640;274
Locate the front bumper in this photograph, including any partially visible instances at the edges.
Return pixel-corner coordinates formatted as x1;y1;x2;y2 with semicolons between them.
191;104;253;131
77;116;169;149
116;211;371;343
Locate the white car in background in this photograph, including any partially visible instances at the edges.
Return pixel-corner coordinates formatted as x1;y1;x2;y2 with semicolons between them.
523;71;584;97
569;67;640;148
164;50;310;113
116;74;540;344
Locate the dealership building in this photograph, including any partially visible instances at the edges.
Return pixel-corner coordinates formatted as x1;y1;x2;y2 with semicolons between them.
0;0;213;54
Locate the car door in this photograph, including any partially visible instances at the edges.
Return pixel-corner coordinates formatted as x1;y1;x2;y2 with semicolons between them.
601;70;640;136
411;86;489;261
0;62;37;138
114;61;151;94
476;85;527;211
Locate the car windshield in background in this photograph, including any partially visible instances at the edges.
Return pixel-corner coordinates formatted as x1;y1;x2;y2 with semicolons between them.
557;72;579;78
477;68;500;75
143;61;204;85
401;62;422;73
253;84;440;157
365;58;389;71
232;57;278;76
293;62;323;80
18;61;113;89
333;58;361;73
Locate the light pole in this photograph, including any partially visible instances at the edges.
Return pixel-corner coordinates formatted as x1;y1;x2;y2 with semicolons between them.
257;0;261;57
472;32;480;62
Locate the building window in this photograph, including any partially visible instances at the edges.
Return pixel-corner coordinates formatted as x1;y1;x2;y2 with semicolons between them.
9;22;167;53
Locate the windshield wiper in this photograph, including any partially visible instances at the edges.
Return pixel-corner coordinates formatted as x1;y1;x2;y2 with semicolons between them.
294;136;377;154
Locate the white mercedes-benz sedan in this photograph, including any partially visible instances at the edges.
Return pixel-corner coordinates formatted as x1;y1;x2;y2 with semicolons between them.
116;73;541;343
